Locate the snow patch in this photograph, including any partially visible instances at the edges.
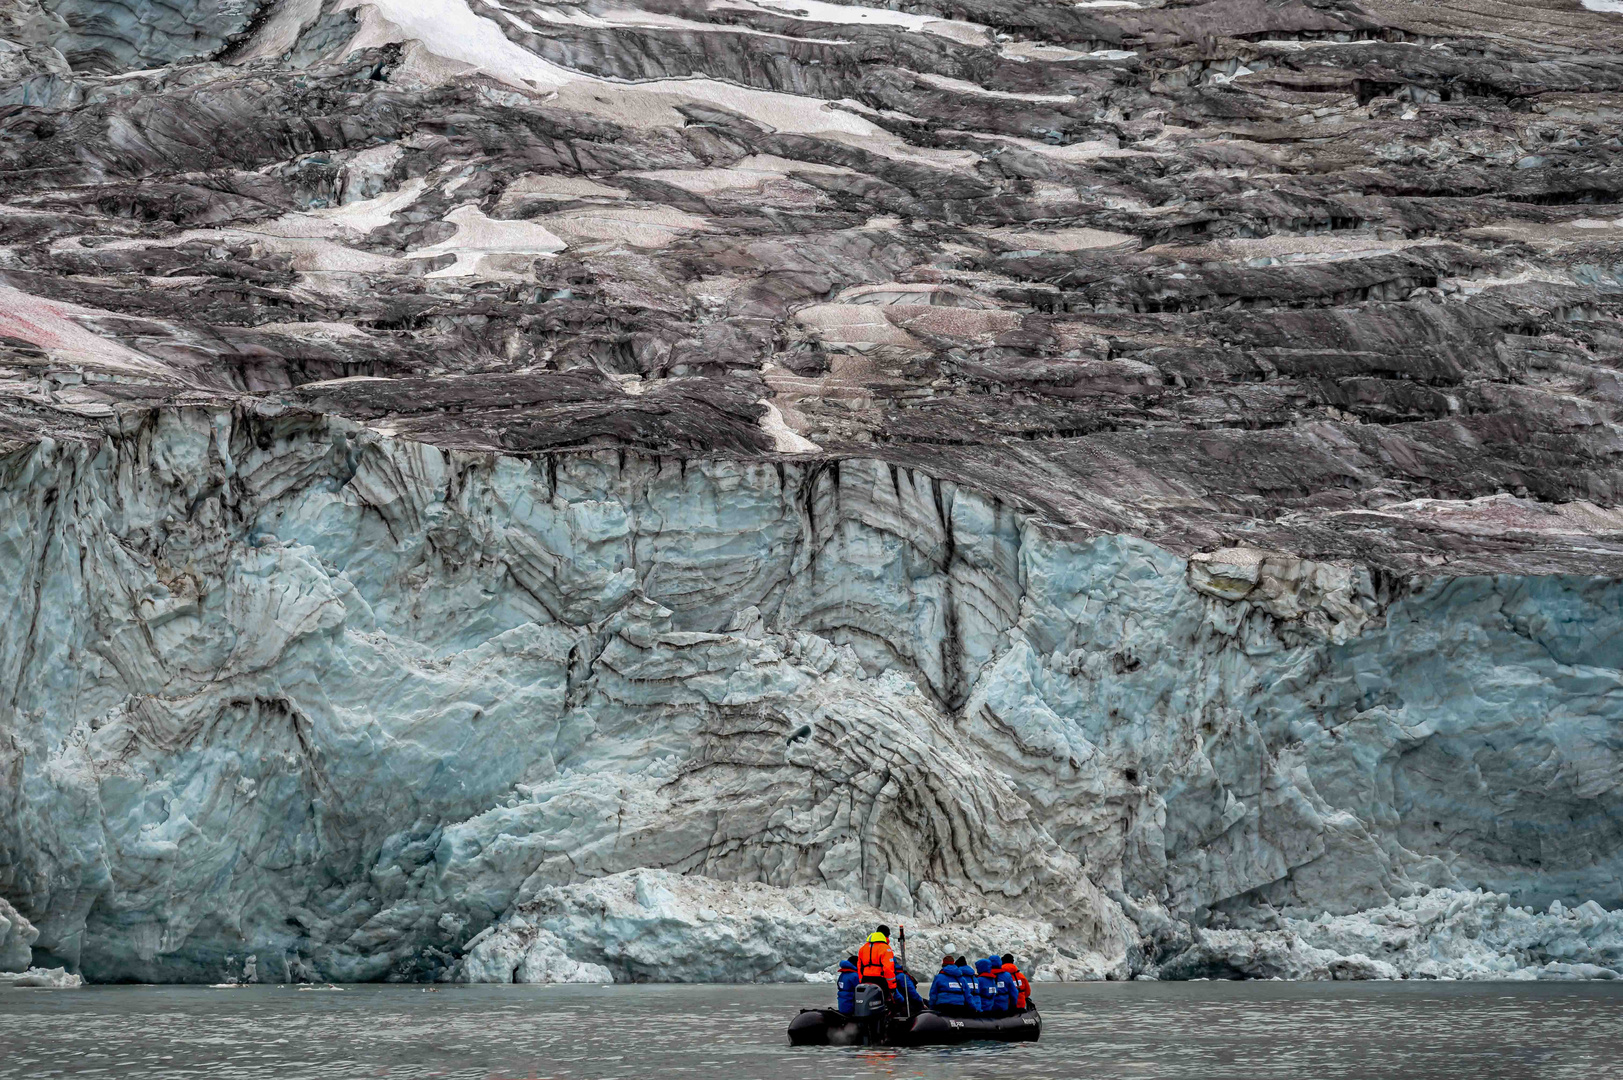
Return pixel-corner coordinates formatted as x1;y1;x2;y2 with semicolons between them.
794;302;922;350
264;178;428;237
538;204;712;248
915;72;1075;103
525;3;848;43
339;0;576;90
415;204;569;277
983;226;1138;252
640;79;887;140
501;175;628;200
631;155;851;195
0;285;181;382
758;400;821;453
720;0;990;44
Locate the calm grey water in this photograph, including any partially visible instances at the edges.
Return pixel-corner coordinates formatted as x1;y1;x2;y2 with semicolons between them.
1;981;1619;1080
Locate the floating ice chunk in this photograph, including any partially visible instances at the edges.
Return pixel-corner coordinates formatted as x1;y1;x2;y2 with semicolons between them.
0;967;83;988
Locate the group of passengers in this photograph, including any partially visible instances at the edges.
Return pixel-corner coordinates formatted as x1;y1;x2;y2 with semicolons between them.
926;952;1031;1017
835;925;1033;1019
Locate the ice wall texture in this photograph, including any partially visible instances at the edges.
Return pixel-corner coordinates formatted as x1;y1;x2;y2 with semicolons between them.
36;0;265;72
1;407;1620;982
0;896;38;972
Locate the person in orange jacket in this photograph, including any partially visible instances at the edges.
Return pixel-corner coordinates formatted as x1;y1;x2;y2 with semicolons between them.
856;925;898;994
999;953;1032;1010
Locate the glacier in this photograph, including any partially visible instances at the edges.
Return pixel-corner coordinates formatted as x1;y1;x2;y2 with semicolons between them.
0;896;37;972
1;406;1620;983
1160;887;1623;982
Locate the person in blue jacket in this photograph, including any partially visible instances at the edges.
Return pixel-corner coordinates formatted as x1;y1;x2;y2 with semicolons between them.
956;956;982;1012
836;955;859;1014
990;956;1018;1013
928;955;971;1015
894;966;924;1013
974;958;1000;1014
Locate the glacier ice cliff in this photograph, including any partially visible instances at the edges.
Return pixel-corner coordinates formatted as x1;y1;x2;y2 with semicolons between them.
1;407;1620;982
462;873;1623;985
0;896;37;972
3;0;1623;983
463;868;1137;984
1160;887;1623;982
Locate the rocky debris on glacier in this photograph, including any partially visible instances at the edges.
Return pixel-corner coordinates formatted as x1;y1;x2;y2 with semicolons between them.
0;0;1620;572
0;0;1621;984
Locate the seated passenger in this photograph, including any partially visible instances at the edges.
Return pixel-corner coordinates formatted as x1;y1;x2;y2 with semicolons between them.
1000;953;1032;1010
929;955;971;1016
991;955;1018;1013
894;966;924;1012
956;956;982;1012
974;958;1001;1015
836;955;859;1014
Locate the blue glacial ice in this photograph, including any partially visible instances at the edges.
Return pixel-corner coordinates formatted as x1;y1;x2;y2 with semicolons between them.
0;406;1620;982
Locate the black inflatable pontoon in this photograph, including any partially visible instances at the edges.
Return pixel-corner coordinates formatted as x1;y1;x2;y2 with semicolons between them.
787;1006;1041;1047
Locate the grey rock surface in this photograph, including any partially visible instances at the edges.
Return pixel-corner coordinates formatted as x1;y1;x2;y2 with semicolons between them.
0;0;1620;982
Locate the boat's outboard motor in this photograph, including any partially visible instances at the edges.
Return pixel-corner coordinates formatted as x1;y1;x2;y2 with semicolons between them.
851;983;887;1045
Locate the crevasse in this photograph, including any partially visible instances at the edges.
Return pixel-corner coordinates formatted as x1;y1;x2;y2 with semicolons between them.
0;406;1619;983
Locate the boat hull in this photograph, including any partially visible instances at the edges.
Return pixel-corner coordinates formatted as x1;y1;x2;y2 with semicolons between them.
787;1007;1042;1046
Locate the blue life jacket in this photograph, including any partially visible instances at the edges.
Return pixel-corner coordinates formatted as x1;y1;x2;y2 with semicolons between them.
836;960;858;1013
974;958;998;1010
958;965;983;1010
992;966;1018;1011
984;956;1014;1010
929;965;968;1009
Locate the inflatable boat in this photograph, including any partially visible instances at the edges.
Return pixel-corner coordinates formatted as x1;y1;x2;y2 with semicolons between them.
787;1006;1041;1047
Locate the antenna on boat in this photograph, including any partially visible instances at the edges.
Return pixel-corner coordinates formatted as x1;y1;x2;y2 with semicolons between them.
898;924;910;1023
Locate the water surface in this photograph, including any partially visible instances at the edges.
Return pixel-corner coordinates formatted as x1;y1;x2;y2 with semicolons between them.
2;980;1619;1079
